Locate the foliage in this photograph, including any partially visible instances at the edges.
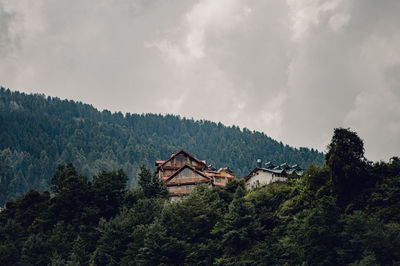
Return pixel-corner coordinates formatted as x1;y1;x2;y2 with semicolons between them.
92;169;128;220
137;165;168;199
0;108;399;265
0;87;324;205
325;128;372;207
0;155;399;265
214;186;262;256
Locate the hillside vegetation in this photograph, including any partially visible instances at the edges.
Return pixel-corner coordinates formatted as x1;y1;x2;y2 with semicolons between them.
1;128;399;265
0;87;323;204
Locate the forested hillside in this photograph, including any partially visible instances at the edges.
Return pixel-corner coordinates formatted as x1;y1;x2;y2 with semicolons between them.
1;128;399;265
0;87;323;205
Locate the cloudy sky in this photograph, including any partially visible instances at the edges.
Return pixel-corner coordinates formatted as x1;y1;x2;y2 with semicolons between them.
1;0;399;161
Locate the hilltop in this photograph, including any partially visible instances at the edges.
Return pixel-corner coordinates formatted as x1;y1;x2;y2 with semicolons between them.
0;87;323;204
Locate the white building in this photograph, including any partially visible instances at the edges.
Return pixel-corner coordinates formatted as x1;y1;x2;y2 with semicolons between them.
244;168;286;190
244;162;304;190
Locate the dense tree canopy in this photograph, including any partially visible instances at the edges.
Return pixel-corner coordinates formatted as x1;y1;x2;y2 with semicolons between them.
1;126;399;265
1;88;399;264
0;87;323;205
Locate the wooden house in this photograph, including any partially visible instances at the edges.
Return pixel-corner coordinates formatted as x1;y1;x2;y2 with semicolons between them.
155;150;235;200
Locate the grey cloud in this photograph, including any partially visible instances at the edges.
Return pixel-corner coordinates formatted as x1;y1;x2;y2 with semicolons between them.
0;2;14;57
385;64;400;98
0;0;195;113
0;0;399;161
282;0;400;160
150;0;291;138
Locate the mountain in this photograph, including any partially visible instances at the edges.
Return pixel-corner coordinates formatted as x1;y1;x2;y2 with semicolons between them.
0;87;324;204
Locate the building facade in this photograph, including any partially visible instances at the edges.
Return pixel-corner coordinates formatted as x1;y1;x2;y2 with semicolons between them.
155;150;235;200
244;162;304;190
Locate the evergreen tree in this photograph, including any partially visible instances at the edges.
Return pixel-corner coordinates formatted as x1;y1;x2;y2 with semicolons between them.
136;218;186;265
215;186;261;256
0;88;324;205
50;251;66;266
325;128;372;207
89;218;125;266
0;149;14;205
138;165;168;199
284;196;341;265
0;219;24;265
49;164;91;226
1;121;399;265
20;234;50;266
92;169;128;220
67;235;89;266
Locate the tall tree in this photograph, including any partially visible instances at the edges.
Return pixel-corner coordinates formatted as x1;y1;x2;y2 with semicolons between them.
135;218;186;265
215;186;261;256
92;169;128;220
49;164;91;226
0;149;14;205
325;128;370;207
138;165;168;199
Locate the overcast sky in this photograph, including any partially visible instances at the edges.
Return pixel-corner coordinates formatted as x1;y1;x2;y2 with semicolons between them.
1;0;399;161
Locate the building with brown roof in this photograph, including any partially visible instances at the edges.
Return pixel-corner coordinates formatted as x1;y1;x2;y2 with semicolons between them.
155;150;235;200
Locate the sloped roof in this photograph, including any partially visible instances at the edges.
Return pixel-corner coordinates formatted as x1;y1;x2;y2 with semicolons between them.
158;149;207;168
218;167;233;174
264;162;275;169
244;167;287;182
155;160;165;166
165;164;211;183
265;161;304;173
269;169;286;174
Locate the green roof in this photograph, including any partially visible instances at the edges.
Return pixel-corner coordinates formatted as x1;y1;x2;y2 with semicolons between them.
263;161;304;176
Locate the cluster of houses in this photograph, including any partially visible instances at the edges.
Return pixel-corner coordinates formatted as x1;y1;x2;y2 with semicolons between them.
155;150;304;200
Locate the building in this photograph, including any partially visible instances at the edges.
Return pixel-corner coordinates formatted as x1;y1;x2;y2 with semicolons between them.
244;161;304;190
155;150;235;200
206;167;235;187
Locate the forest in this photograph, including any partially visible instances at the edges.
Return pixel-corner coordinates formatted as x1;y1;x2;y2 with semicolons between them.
1;127;399;265
0;87;323;205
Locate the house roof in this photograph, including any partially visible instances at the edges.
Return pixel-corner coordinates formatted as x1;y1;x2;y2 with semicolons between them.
265;161;304;174
218;167;234;174
165;164;211;183
264;161;275;168
286;169;304;175
155;160;165;166
244;167;287;182
244;161;305;183
157;149;207;169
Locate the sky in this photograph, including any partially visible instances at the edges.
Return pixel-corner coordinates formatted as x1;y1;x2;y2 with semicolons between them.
0;0;399;161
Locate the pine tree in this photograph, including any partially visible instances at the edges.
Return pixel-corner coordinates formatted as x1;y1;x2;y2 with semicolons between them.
92;169;128;219
67;235;88;266
20;234;50;266
325;128;372;207
138;165;168;199
136;219;186;265
217;186;262;255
